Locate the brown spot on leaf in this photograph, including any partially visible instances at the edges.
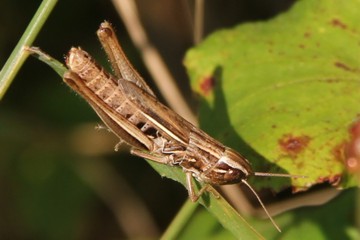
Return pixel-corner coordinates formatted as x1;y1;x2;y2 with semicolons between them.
279;134;311;156
332;141;346;162
331;18;347;30
334;61;353;72
304;32;311;38
299;44;305;49
200;76;215;95
324;78;341;83
344;120;360;173
350;120;360;136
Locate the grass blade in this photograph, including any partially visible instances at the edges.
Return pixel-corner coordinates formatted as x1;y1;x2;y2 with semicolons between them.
0;0;58;100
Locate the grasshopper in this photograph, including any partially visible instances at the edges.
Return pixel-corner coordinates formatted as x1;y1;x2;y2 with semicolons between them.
33;21;304;232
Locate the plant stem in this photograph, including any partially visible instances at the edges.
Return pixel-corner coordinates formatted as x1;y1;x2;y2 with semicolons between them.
0;0;58;100
161;199;199;240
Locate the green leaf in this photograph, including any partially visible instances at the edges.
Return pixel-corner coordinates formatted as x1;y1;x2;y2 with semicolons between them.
185;0;360;191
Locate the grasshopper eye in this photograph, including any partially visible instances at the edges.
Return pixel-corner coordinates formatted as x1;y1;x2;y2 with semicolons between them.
223;168;241;183
213;159;246;184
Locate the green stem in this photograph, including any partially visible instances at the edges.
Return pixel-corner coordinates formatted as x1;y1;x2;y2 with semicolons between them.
0;0;58;100
161;199;199;240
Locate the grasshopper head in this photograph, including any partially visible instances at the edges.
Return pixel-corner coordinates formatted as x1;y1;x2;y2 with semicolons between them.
200;147;253;185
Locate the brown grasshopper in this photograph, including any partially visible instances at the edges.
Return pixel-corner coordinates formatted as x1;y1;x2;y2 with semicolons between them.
37;21;304;232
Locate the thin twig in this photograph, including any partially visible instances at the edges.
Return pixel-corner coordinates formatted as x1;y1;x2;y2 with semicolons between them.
194;0;204;44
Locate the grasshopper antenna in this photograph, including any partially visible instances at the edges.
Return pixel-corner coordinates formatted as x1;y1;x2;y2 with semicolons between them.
241;179;282;232
254;172;307;178
242;172;306;232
